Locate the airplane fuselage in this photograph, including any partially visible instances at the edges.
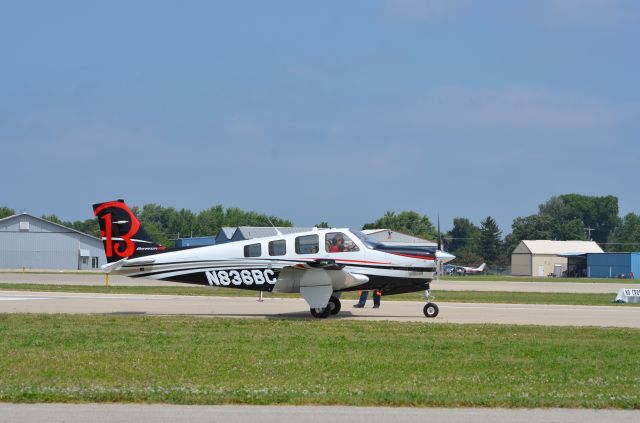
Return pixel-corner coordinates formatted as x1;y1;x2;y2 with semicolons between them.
114;228;437;296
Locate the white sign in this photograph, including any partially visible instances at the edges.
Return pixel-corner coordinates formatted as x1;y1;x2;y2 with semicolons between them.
614;288;640;304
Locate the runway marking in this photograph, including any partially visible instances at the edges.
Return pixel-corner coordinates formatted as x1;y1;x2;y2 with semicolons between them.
443;303;640;313
0;296;50;301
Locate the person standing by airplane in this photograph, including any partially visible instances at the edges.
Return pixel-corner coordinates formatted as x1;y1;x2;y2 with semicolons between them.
353;290;381;308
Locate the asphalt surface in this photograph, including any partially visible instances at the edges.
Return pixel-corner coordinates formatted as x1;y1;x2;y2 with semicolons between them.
2;290;639;327
1;272;637;293
1;404;638;423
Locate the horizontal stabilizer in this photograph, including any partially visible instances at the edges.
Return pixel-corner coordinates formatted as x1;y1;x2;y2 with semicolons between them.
101;258;127;273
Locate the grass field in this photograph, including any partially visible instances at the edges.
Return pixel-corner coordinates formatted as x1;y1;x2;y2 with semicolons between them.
0;314;638;408
0;283;635;307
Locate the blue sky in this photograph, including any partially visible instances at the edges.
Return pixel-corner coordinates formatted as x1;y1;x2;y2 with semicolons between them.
1;0;639;234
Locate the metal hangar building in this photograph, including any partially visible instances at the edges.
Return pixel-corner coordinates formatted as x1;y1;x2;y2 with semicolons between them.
0;213;106;270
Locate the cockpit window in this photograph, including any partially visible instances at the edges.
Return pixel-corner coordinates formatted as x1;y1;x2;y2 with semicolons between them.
325;232;359;253
351;230;383;249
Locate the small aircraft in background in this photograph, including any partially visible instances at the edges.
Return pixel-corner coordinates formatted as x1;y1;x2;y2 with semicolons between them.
443;262;486;276
93;200;455;319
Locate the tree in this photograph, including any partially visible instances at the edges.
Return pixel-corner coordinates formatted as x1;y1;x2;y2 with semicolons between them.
538;194;619;243
510;214;554;242
315;221;330;228
66;219;100;238
362;211;436;240
0;207;15;219
446;217;480;254
478;216;502;264
41;214;64;225
607;213;640;252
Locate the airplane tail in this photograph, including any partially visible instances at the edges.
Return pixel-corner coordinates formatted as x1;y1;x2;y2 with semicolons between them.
92;200;166;263
477;263;486;272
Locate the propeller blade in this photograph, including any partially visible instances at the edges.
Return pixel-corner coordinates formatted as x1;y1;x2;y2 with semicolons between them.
437;215;442;251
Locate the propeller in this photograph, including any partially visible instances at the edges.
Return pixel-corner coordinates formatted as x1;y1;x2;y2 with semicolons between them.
437;215;442;251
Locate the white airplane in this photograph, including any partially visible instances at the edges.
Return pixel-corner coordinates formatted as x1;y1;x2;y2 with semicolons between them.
444;262;486;275
93;200;454;319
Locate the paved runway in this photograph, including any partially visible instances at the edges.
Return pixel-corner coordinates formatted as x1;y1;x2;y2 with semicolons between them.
1;290;639;327
1;272;637;293
1;404;638;423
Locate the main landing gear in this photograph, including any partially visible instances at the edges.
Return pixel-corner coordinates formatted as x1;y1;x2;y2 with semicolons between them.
310;295;341;319
423;288;439;318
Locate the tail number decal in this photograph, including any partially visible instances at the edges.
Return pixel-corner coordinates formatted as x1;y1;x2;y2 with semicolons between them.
206;269;276;286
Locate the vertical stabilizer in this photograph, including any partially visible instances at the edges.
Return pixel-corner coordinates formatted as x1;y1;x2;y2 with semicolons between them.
92;200;166;263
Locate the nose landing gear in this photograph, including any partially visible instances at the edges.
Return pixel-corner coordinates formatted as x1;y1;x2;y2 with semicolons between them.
423;288;439;318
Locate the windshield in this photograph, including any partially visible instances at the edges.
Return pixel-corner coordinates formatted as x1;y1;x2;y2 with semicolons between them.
350;230;383;249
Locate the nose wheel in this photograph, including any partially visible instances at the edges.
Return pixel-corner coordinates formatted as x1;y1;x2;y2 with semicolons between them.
423;302;439;318
423;288;439;318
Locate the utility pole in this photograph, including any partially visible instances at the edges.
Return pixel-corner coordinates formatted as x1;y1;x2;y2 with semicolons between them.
584;227;594;241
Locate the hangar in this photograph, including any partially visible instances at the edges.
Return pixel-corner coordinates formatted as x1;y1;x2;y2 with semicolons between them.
511;240;603;277
0;213;106;270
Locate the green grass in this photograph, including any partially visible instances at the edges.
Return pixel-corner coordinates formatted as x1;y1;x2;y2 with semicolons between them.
0;283;635;307
0;314;638;408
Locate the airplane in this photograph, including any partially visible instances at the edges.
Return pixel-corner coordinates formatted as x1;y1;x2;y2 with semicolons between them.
93;200;455;319
443;262;486;276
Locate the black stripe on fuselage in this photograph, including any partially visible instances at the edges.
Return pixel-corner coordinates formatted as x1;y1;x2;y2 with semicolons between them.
155;272;429;296
122;258;435;278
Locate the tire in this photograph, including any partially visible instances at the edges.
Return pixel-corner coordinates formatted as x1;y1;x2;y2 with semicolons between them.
328;296;341;315
310;306;331;319
423;302;439;318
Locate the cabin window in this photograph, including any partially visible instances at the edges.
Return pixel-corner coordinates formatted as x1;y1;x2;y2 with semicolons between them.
244;243;262;257
295;235;319;254
269;239;286;256
326;232;359;253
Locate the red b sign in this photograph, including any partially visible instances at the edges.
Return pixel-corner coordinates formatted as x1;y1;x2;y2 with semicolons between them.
93;201;140;258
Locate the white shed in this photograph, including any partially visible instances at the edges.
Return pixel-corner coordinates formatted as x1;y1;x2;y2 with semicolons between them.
511;240;603;277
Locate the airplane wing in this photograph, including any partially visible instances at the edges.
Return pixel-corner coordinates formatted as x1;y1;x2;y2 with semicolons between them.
273;262;369;308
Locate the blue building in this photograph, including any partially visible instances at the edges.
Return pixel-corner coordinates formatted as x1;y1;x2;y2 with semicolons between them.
587;253;640;279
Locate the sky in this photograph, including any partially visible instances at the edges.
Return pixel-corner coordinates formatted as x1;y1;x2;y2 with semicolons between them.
1;0;639;235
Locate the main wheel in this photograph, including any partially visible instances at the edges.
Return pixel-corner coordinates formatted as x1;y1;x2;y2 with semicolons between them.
423;302;439;318
310;306;331;319
328;296;341;315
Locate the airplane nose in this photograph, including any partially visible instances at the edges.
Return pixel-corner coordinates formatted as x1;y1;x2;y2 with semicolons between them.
436;251;456;263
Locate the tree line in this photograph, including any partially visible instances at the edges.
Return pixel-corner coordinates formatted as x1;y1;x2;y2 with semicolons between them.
0;204;292;248
361;194;640;266
2;193;639;265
